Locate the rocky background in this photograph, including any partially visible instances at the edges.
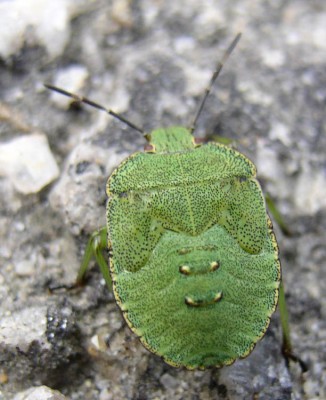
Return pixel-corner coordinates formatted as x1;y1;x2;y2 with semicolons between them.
0;0;325;399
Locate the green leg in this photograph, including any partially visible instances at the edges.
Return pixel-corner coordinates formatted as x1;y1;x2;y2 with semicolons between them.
278;280;292;355
266;193;307;371
265;193;291;236
265;193;293;354
77;227;112;289
279;280;307;371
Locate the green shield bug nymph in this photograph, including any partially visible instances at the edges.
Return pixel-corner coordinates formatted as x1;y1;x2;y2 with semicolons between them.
46;33;293;370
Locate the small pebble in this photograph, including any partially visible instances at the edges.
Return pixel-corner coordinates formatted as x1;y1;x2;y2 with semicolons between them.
0;133;59;194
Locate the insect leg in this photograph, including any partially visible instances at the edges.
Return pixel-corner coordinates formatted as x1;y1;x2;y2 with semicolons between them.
278;281;292;356
77;227;111;288
265;193;291;236
266;194;308;371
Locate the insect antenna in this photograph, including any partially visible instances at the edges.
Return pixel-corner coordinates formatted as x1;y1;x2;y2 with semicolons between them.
189;32;242;134
44;84;145;135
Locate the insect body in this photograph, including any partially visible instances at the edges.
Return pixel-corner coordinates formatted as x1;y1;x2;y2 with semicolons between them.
46;33;288;370
107;126;280;369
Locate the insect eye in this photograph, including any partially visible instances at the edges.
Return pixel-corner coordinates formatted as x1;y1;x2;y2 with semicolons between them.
193;137;206;147
144;144;155;152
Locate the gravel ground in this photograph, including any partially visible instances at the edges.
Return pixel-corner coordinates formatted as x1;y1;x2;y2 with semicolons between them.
0;1;325;399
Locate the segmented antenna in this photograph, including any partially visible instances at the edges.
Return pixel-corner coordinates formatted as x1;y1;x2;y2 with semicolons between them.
44;84;145;135
45;33;241;136
189;33;242;134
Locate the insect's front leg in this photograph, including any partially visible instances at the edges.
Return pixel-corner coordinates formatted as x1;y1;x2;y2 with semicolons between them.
77;227;111;288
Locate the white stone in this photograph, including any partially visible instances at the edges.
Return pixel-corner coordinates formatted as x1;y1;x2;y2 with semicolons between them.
49;142;128;233
15;258;36;277
261;48;285;68
13;385;67;400
0;133;60;194
0;307;48;352
269;122;292;146
0;0;70;60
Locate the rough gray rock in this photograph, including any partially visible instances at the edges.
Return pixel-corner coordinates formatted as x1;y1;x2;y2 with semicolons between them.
0;0;325;399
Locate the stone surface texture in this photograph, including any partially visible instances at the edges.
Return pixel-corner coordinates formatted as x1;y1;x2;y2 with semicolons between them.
0;0;325;399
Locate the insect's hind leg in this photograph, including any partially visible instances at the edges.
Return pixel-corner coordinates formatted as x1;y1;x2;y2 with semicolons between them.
278;281;292;358
77;227;111;289
278;281;308;371
266;194;307;372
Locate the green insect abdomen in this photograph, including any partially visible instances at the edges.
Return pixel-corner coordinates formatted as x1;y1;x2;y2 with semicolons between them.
107;141;280;368
113;223;279;369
